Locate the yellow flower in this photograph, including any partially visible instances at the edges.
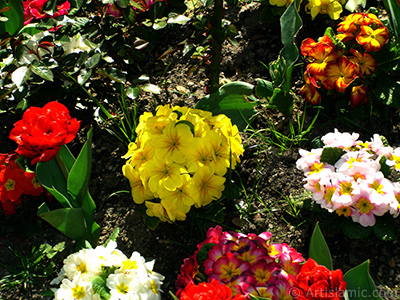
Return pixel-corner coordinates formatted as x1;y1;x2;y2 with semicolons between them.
158;174;195;221
145;201;169;222
126;145;154;169
185;138;215;174
122;164;153;204
208;131;230;176
150;122;193;164
121;142;138;159
141;159;185;193
190;166;226;207
306;0;343;20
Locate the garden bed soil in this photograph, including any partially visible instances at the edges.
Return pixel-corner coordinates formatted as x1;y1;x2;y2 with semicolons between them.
1;2;400;299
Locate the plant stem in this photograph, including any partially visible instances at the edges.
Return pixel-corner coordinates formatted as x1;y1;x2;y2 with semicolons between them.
55;152;69;181
209;0;223;94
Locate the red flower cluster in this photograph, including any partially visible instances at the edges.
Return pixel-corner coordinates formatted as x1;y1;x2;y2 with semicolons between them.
9;101;80;165
300;13;389;107
0;153;43;215
180;280;247;300
24;0;70;26
293;259;347;300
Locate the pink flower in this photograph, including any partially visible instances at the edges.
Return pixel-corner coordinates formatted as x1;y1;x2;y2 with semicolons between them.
321;129;359;149
105;3;122;17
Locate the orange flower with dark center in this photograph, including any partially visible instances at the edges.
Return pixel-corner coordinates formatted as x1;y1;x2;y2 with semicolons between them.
307;44;338;76
349;49;377;76
323;57;356;92
356;25;389;52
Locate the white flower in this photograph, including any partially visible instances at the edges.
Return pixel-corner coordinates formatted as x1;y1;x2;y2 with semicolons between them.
90;240;128;268
54;274;94;300
62;33;93;55
321;128;359;149
63;248;102;281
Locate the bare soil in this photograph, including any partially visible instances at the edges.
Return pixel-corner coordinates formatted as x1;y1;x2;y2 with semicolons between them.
1;2;400;299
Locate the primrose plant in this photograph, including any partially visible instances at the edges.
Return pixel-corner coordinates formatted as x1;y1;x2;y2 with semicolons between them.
297;129;400;238
299;12;400;110
122;104;244;226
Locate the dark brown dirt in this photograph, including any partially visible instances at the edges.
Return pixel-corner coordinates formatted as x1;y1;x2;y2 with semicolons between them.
1;2;400;300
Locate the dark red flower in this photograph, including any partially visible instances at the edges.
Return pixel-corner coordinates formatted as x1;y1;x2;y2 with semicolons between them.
24;0;70;25
0;153;43;215
9;101;80;164
176;252;200;295
179;279;247;300
293;258;346;300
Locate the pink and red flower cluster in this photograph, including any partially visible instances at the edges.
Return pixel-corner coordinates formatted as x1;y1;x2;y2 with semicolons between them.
299;13;389;107
176;226;305;300
24;0;70;25
297;129;400;227
0;153;43;215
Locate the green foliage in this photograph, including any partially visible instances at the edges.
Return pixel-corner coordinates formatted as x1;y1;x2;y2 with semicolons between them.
0;242;65;296
195;81;258;131
36;128;100;247
382;0;400;40
0;0;24;36
255;0;302;116
343;261;384;300
308;224;382;300
309;222;333;270
319;147;346;166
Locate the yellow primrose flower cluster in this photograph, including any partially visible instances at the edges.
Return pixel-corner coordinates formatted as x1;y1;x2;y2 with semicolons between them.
122;105;244;222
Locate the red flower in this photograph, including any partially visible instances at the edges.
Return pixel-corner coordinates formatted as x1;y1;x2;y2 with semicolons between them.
293;258;346;300
24;0;70;25
350;85;370;108
0;153;43;215
176;253;201;295
9;101;80;164
179;279;247;300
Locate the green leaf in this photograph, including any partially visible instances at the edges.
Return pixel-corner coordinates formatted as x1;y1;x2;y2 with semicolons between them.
196;243;215;273
99;67;126;84
67;127;96;215
104;227;120;247
116;0;129;8
38;207;100;246
373;216;398;241
195;81;257;131
143;213;160;230
255;79;274;99
175;120;195;135
77;69;92;85
91;276;111;300
85;53;101;69
0;0;24;36
126;85;140;100
268;87;293;117
378;155;392;178
31;61;54;82
382;0;400;40
342;220;373;240
309;222;333;270
36;158;78;208
372;78;400;108
343;260;383;300
141;83;161;94
11;66;31;87
320;147;346;166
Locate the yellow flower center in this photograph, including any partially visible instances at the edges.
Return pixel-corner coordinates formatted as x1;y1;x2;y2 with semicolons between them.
339;181;353;195
356;197;374;214
117;282;129;294
122;259;138;270
4;179;15;191
76;262;87;274
72;285;86;299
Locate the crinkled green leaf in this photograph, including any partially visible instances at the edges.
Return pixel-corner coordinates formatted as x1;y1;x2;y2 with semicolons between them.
0;0;23;36
320;147;346;166
31;61;54;81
